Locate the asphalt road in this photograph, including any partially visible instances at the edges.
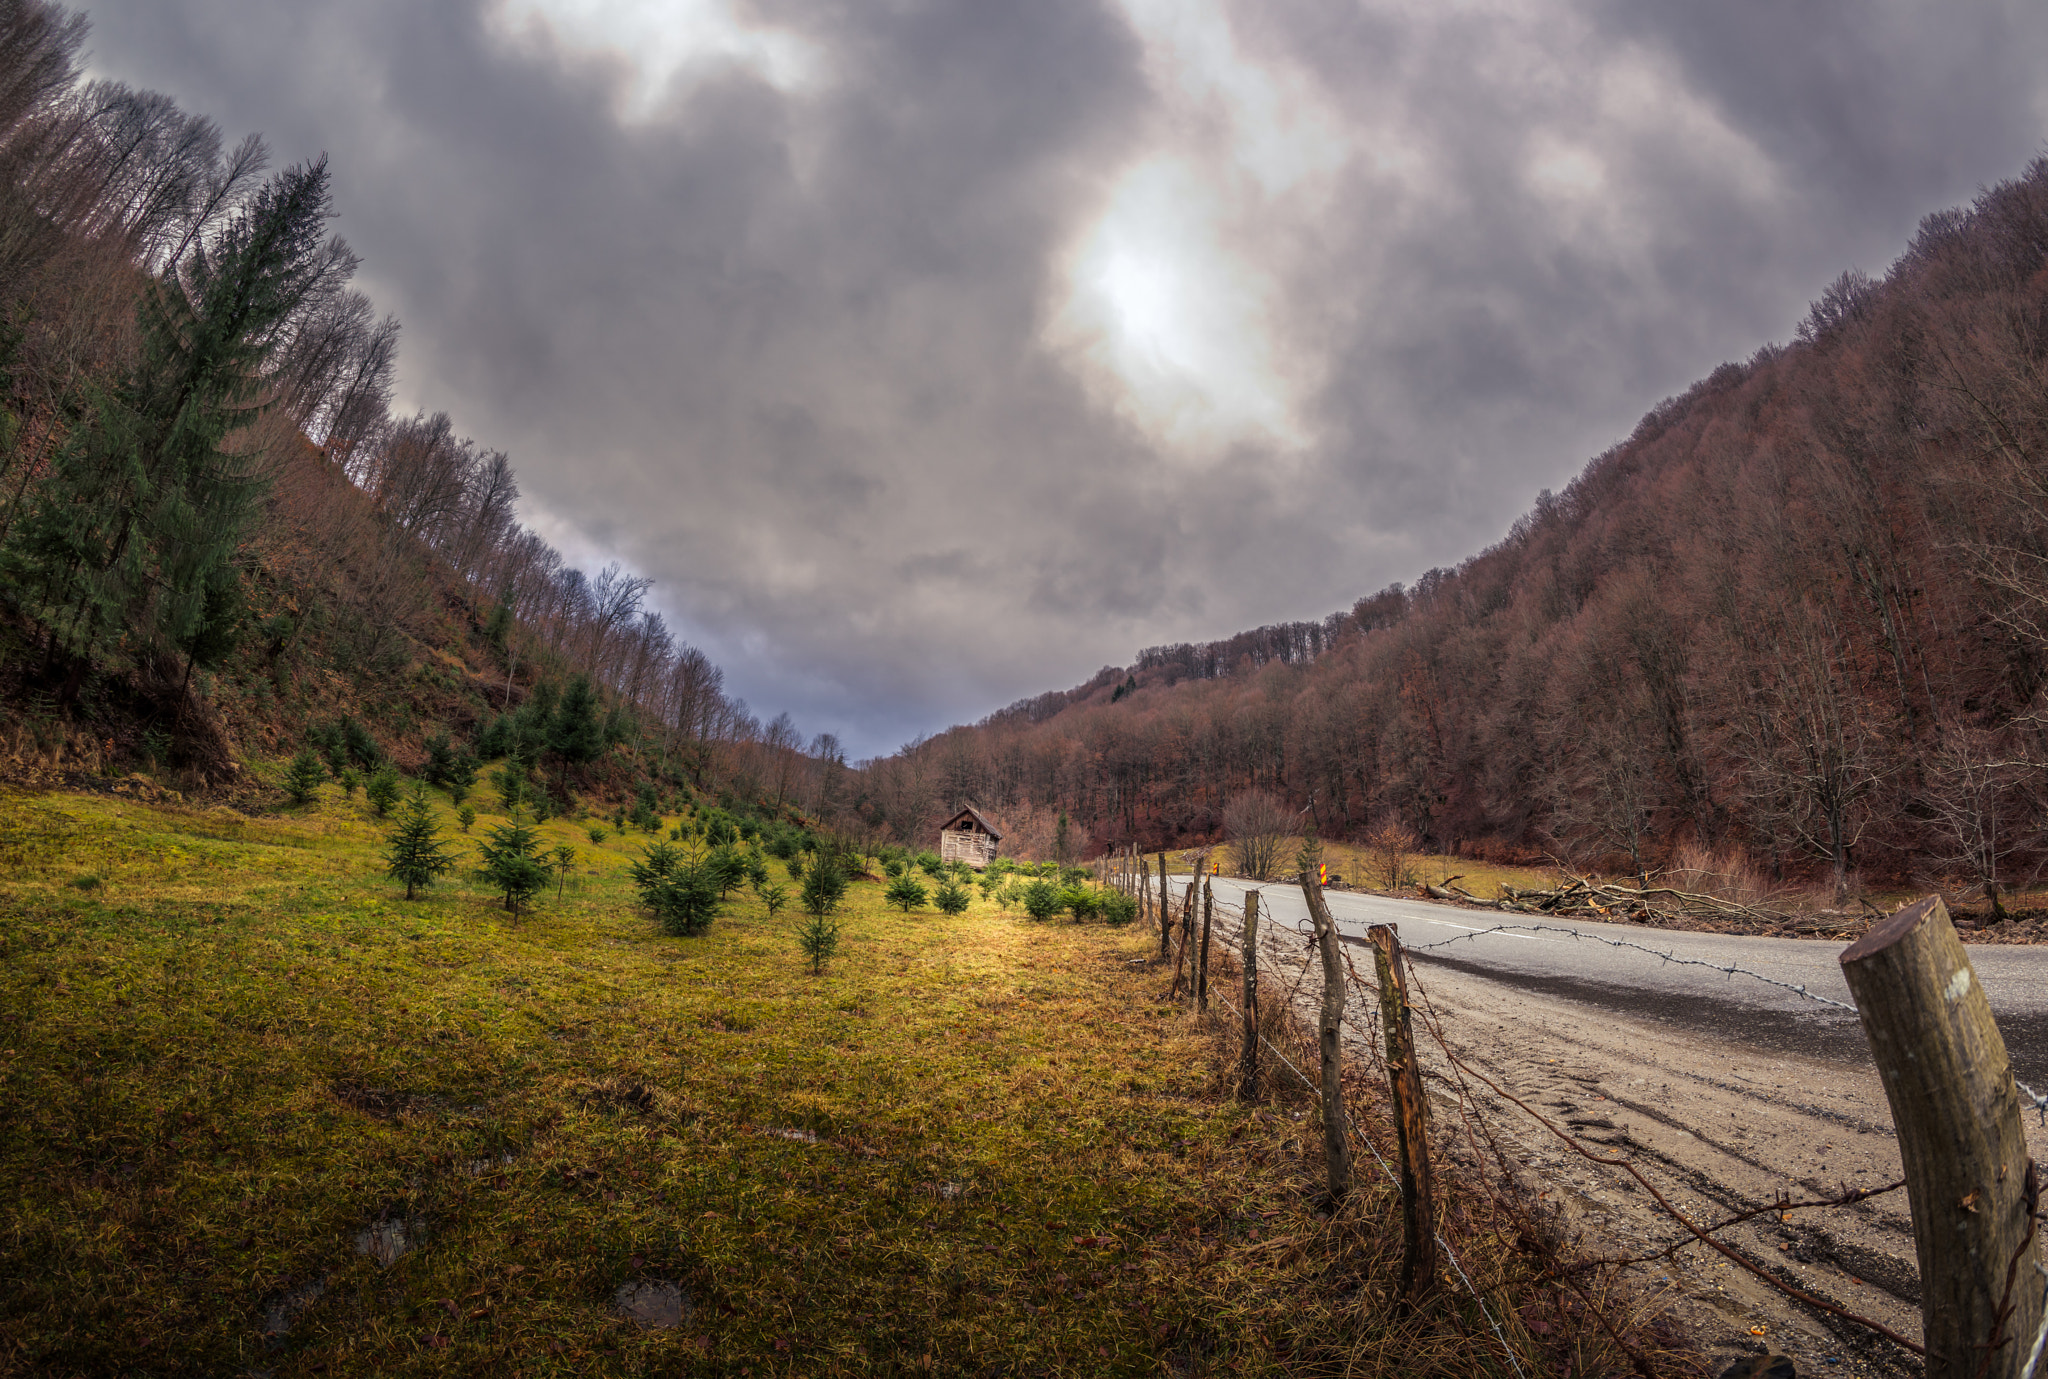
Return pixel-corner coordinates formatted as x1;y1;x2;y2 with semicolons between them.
1177;876;2048;1088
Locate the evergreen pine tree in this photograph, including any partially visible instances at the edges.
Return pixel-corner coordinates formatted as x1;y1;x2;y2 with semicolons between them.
482;602;512;655
422;731;456;786
627;839;680;889
801;854;847;918
886;873;929;912
445;750;477;805
477;808;549;914
933;879;971;915
494;765;526;812
283;747;326;806
509;681;557;763
384;785;458;900
339;717;381;770
795;908;841;975
648;865;720;936
364;765;401;817
1;160;339;685
705;844;747;898
1021;879;1062;921
475;714;510;761
547;673;604;783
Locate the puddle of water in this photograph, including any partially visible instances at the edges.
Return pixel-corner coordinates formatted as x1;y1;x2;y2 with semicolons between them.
354;1218;422;1266
259;1277;326;1337
614;1280;691;1329
755;1127;817;1143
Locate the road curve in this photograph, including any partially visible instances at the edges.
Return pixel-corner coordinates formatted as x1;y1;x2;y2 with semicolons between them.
1186;876;2048;1089
1154;874;2048;1372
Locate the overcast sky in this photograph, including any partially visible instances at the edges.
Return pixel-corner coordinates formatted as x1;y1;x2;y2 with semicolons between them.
78;0;2048;757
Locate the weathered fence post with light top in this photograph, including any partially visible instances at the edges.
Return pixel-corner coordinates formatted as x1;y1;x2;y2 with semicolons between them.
1839;896;2041;1378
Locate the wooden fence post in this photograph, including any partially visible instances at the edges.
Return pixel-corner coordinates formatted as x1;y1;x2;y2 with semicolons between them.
1157;852;1170;959
1299;868;1352;1204
1197;874;1214;1011
1368;923;1438;1305
1839;896;2041;1378
1238;889;1260;1101
1171;869;1198;998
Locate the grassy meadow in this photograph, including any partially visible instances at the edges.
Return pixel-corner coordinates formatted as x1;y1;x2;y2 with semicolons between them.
0;780;1353;1377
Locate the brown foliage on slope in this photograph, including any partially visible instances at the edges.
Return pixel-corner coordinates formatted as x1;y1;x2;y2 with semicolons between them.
858;158;2048;896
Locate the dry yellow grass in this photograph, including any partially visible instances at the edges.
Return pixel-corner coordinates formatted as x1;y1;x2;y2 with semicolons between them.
1;782;1687;1376
1163;838;1564;899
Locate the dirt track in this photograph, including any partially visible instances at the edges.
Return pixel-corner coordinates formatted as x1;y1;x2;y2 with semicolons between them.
1185;894;2048;1377
1405;960;1958;1376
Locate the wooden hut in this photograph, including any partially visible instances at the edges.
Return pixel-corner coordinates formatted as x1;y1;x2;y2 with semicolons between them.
938;806;1002;868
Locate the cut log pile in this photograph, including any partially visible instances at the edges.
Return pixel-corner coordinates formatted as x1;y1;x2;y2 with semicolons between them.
1417;873;1872;940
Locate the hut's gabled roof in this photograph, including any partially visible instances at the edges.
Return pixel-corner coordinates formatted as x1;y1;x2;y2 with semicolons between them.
940;805;1003;840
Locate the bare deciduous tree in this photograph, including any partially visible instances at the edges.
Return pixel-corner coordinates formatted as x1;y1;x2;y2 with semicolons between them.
1363;818;1418;891
1223;789;1290;880
1924;721;2032;920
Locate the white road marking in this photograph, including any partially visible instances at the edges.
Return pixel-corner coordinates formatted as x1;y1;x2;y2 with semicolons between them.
1413;919;1558;941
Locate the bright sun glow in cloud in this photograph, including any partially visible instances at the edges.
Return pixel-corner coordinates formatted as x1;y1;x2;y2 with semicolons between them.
493;0;823;116
1050;157;1308;453
1045;0;1349;457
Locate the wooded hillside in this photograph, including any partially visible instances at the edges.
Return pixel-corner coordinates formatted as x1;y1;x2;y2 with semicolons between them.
853;156;2048;899
0;0;847;817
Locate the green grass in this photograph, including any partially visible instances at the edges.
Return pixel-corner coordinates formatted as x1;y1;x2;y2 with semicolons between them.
0;784;1322;1376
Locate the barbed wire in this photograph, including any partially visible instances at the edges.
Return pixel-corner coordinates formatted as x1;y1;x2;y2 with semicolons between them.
1141;874;2048;1348
1211;987;1527;1379
1170;878;2048;1129
1164;879;1862;1016
1397;919;1865;1012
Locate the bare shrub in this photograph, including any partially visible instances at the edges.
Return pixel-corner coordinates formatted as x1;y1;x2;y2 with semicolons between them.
1363;818;1417;890
1663;842;1780;910
1223;790;1290;880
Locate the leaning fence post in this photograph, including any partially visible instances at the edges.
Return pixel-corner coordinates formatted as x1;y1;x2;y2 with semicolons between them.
1197;874;1214;1011
1239;889;1260;1101
1839;896;2041;1378
1299;867;1353;1203
1171;870;1197;998
1157;851;1170;959
1368;923;1438;1305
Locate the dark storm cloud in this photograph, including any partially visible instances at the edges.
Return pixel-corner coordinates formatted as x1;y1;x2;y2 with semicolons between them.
76;0;2048;755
